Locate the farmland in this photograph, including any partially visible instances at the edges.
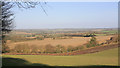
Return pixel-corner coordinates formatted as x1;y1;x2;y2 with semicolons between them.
2;47;118;66
7;35;113;49
2;28;119;67
1;2;118;67
3;28;118;54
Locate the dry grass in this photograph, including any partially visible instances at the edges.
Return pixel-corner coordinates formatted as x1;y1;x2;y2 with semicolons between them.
7;35;114;49
96;35;113;44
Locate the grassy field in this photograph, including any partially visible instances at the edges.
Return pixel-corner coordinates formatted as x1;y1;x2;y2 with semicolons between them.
102;30;118;34
2;47;118;66
7;35;113;49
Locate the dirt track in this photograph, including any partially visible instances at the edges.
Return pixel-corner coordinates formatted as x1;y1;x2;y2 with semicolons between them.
3;43;119;56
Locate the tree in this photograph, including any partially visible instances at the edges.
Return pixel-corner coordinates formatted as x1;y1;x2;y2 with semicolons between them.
14;2;47;15
1;2;14;53
86;36;99;48
56;45;66;53
0;2;47;53
1;2;47;34
1;2;14;34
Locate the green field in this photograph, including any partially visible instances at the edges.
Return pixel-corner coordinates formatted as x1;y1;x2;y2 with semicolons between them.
2;48;118;66
102;30;118;34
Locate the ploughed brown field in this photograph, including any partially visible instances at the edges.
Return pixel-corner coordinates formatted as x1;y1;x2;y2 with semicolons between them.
7;35;114;49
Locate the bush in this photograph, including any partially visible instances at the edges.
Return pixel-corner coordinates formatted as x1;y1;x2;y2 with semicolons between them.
86;37;98;48
30;45;39;53
67;45;74;52
75;46;84;50
55;45;66;53
84;34;96;37
86;44;90;48
5;35;36;42
2;38;10;53
44;44;56;53
2;44;10;53
36;36;44;40
14;44;31;53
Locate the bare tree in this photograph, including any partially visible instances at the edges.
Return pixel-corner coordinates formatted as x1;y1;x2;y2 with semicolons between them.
1;2;47;34
14;2;47;15
0;1;47;53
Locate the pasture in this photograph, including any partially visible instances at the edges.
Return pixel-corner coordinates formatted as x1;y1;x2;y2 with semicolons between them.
7;35;113;49
2;47;118;66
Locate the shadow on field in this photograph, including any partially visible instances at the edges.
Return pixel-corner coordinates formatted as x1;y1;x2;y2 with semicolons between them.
2;57;119;68
2;57;48;66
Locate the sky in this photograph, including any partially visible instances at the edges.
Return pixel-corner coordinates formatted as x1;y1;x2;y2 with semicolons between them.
12;2;118;29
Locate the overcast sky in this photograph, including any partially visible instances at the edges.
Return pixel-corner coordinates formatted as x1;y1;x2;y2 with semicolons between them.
12;2;118;29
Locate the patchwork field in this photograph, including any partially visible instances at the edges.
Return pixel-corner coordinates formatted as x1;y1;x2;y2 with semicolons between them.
2;29;118;67
7;35;114;49
2;47;118;66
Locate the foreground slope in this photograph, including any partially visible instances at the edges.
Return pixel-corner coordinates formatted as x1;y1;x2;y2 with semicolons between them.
2;47;118;66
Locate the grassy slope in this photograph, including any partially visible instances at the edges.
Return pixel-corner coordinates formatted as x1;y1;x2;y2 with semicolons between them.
2;48;118;66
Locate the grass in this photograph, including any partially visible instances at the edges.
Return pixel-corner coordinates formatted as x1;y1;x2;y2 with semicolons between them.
94;34;107;36
102;30;118;34
2;47;118;66
7;35;113;49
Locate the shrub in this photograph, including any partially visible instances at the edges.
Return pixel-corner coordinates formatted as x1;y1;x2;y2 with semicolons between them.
36;36;44;40
30;45;39;53
44;44;56;53
67;45;74;52
75;46;84;50
2;37;10;53
55;45;66;53
5;35;36;42
86;36;98;48
2;44;10;53
86;44;90;48
14;44;31;53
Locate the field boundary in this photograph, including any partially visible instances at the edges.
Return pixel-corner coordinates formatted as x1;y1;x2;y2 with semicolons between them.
3;43;119;56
